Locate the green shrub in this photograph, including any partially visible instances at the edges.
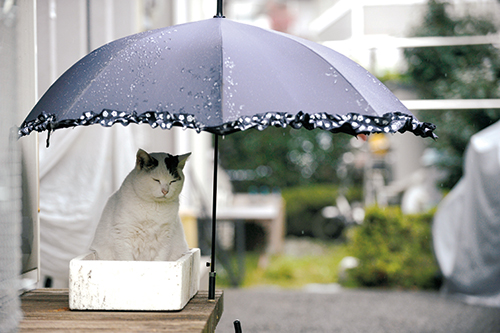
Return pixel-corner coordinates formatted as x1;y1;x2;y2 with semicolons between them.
282;185;362;237
282;185;337;236
343;206;441;289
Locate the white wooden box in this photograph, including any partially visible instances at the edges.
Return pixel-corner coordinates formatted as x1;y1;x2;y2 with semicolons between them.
69;248;200;311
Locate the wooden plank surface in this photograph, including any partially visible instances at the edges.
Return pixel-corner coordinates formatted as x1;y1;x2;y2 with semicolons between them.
20;289;223;332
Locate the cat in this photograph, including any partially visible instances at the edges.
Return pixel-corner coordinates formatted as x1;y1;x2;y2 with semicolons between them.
90;148;191;261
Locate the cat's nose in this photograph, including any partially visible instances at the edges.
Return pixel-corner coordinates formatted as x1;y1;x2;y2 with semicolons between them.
162;189;168;195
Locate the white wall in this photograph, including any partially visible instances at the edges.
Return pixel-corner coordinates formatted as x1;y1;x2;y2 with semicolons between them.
0;0;38;328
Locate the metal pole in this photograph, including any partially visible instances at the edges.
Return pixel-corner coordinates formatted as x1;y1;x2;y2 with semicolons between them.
86;0;91;53
234;320;242;333
208;134;219;300
215;0;224;18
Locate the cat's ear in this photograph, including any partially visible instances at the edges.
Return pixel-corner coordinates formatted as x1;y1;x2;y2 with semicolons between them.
136;149;159;171
177;152;191;170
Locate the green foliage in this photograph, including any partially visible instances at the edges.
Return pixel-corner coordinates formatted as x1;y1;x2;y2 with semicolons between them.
282;184;337;236
219;126;352;192
217;243;350;289
343;206;441;289
405;0;500;99
403;0;500;189
281;184;362;237
217;207;440;291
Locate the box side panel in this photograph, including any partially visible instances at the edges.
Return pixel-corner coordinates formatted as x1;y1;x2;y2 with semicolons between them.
69;251;202;310
190;249;201;298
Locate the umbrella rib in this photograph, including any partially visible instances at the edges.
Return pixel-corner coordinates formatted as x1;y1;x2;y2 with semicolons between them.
256;30;437;137
269;30;376;114
60;28;177;127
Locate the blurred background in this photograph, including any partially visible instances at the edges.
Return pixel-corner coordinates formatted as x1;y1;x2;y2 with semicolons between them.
2;2;500;330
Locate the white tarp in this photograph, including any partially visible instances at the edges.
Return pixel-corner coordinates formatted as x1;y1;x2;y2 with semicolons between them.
38;125;138;288
433;120;500;307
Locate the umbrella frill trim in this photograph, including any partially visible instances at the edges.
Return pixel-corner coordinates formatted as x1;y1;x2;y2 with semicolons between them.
18;109;437;141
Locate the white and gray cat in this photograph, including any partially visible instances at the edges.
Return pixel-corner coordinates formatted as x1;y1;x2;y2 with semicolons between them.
90;149;191;261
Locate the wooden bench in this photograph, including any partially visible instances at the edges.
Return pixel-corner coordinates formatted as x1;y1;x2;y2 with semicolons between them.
20;289;223;332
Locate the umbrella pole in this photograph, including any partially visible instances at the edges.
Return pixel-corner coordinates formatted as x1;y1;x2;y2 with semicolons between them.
209;134;219;300
215;0;224;18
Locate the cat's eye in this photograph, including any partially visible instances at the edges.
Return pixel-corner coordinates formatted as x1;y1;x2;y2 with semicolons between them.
152;178;161;183
169;180;178;184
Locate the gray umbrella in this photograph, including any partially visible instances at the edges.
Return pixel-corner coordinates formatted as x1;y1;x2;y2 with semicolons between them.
19;5;436;300
19;18;435;141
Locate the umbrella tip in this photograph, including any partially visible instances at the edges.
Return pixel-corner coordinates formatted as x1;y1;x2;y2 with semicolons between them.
214;0;225;18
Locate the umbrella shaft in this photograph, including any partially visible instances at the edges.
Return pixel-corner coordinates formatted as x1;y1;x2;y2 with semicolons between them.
215;0;224;18
209;134;219;300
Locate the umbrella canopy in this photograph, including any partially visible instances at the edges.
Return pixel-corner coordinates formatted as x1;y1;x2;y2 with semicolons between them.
19;18;436;141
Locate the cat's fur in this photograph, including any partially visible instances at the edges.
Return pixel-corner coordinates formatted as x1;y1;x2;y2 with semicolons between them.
90;149;191;261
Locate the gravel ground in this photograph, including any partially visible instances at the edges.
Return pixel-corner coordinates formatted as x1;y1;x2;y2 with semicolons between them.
215;286;500;333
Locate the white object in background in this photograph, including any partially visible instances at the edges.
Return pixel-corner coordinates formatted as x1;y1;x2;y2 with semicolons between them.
69;248;200;311
433;121;500;307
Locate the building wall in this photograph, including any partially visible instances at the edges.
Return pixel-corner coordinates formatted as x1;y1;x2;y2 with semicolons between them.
0;0;37;328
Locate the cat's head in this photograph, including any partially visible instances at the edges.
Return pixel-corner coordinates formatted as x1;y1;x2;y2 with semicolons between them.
132;149;191;202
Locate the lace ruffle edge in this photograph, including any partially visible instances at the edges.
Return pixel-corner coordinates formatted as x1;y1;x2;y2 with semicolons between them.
19;109;437;145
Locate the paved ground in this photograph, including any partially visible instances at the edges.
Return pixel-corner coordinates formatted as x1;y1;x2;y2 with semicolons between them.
215;286;500;333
